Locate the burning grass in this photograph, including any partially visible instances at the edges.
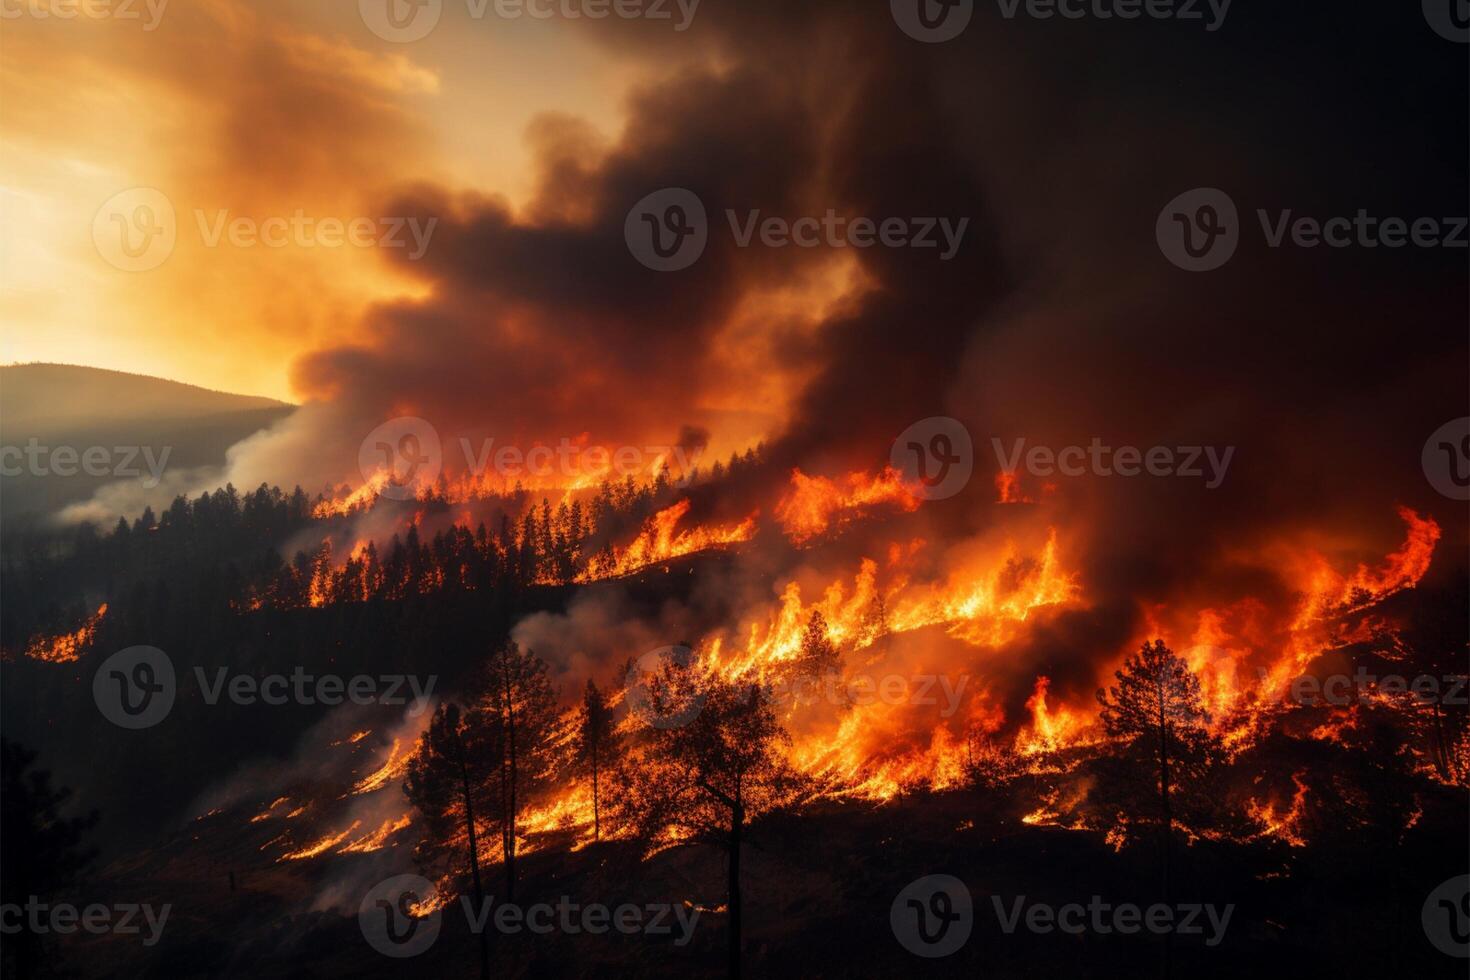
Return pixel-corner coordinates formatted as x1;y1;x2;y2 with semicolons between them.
22;603;107;663
251;502;1449;875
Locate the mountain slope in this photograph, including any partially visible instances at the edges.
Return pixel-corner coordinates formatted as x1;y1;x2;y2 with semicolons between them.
0;363;295;522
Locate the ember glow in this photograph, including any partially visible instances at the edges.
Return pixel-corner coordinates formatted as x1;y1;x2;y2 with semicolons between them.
575;499;757;582
353;738;414;796
22;604;106;663
1245;772;1311;849
279;823;361;862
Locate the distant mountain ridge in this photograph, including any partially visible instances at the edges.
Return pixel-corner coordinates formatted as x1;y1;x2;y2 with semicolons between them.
1;363;290;430
0;364;296;522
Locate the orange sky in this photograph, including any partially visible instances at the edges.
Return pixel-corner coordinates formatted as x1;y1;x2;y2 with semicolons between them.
0;0;640;401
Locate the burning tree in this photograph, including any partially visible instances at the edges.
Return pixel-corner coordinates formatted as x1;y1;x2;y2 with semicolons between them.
777;610;846;711
794;610;843;679
472;641;559;903
621;662;806;979
404;643;558;902
1096;640;1212;893
576;678;617;841
856;591;892;658
963;728;1024;790
403;703;498;979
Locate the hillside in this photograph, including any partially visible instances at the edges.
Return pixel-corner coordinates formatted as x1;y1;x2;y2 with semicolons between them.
0;364;295;522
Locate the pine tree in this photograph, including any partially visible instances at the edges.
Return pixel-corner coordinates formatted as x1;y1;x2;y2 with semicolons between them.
795;611;843;678
1096;639;1210;910
1;740;99;978
577;679;616;841
859;591;891;657
403;704;496;979
473;642;558;902
624;664;804;979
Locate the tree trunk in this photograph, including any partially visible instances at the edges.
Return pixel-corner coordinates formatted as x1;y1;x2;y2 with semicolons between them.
591;742;601;842
1430;699;1450;782
728;801;744;980
459;745;491;980
502;659;518;904
1157;679;1172;980
1158;722;1172;880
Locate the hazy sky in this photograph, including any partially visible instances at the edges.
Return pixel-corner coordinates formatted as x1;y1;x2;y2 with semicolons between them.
2;0;1463;633
3;0;1461;526
0;0;640;400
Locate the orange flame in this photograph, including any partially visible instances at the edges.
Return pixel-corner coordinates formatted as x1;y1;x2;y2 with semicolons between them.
279;822;361;861
995;471;1030;504
339;814;414;854
1246;772;1309;847
354;739;412;795
1015;677;1094;757
25;604;107;663
579;499;756;582
775;467;920;545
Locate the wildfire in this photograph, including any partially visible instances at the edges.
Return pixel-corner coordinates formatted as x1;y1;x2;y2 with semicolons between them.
775;467;920;546
1169;507;1443;750
279;823;361;861
408;889;451;917
312;438;700;520
1021;781;1095;830
791;715;973;801
247;481;1444;873
318;524;1084;858
339;814;414;854
1308;707;1364;745
354;739;413;795
24;604;107;663
708;530;1079;681
764;506;1439;810
1267;507;1438;692
995;470;1030;504
578;499;756;582
250;796;291;822
1015;677;1095;757
1246;772;1310;847
517;784;599;853
1328;506;1439;611
692;529;1083;802
1176;608;1256;727
312;471;393;518
887;530;1080;646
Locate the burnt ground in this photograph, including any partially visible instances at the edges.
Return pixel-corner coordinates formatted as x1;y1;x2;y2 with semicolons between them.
38;769;1469;980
